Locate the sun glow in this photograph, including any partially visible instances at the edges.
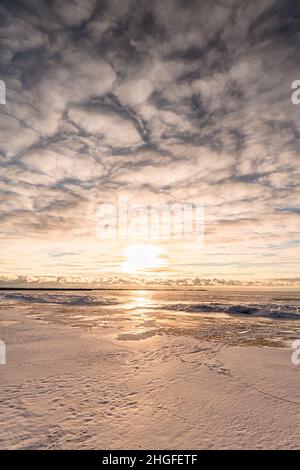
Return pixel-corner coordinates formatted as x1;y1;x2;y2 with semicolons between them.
122;244;166;273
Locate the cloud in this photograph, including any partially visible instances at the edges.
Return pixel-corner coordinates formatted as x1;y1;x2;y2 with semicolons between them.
21;148;104;183
0;273;299;288
53;0;97;27
68;107;143;148
0;0;299;283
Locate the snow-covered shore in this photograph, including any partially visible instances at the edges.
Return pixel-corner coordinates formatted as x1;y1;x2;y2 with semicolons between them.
0;301;299;450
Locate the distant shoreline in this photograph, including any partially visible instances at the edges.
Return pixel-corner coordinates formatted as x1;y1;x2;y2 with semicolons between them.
0;287;208;292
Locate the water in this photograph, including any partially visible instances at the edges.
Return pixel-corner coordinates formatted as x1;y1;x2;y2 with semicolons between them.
1;288;300;317
1;289;300;346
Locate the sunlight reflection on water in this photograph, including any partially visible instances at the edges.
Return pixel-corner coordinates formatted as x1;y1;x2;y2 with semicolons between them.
123;290;156;310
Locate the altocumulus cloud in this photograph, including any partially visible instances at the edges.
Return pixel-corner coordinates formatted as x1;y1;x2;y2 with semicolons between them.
0;0;299;283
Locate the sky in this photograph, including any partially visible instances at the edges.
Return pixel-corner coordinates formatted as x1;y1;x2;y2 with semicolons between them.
0;0;299;287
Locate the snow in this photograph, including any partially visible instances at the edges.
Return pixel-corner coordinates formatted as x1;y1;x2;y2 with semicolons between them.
0;297;300;449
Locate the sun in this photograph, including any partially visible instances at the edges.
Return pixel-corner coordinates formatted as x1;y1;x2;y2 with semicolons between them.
122;244;166;273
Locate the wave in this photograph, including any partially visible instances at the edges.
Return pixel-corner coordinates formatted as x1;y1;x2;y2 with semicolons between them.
162;302;300;319
0;292;119;306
